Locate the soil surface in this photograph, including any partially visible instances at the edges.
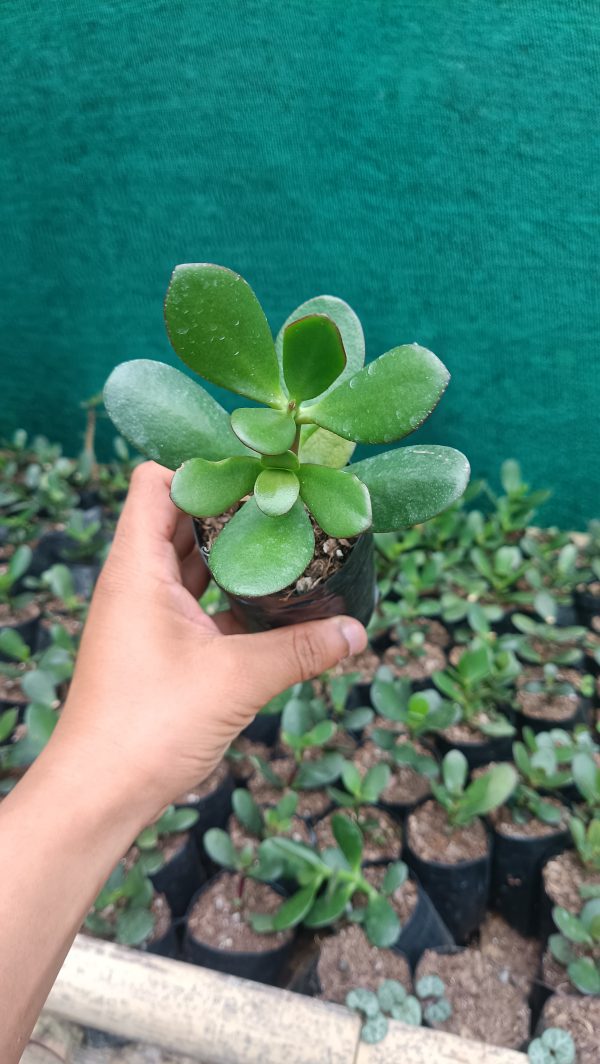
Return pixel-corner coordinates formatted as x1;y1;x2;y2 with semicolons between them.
41;606;84;638
407;800;489;863
317;924;411;1004
0;600;39;624
441;713;508;744
391;617;451;649
516;666;581;721
0;670;27;705
201;508;355;595
352;738;432;806
175;760;230;804
543;850;600;913
416;947;530;1049
524;637;583;664
314;806;402;863
227;812;311;851
126;832;189;871
541;947;576;995
541;994;600;1064
186;873;292;952
490;798;568;838
322;646;382;684
383;642;446;682
361;864;419;925
478;912;541;995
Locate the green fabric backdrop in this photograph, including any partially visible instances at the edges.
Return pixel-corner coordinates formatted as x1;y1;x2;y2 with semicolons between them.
1;1;598;527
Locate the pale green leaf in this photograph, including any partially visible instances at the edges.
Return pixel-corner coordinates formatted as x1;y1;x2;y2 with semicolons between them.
254;468;300;517
350;446;471;532
231;408;296;454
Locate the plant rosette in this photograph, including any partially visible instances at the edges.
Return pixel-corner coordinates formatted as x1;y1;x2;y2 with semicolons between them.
84;861;176;957
516;664;593;732
103;264;470;626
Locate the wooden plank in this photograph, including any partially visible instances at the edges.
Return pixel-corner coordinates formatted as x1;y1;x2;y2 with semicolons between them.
356;1020;527;1064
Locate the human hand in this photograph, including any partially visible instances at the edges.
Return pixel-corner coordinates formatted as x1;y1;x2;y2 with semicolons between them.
52;462;367;828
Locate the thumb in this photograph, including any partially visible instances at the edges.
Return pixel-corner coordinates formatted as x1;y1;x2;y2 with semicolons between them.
228;615;367;708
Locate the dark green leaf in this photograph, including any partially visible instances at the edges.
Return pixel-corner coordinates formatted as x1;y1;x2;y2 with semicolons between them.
272;884;318;931
164;264;284;405
0;708;17;743
231;408;296;454
0;628;30;661
282;314;346;402
116;907;156;947
362;763;391;803
304;880;355;927
171;456;259;517
275;294;365;397
568;956;600;995
203;828;237;870
232;789;264;837
552;907;593;945
455;763;517;826
295;751;345;789
306;345;449;444
297;464;371;537
103;360;248;469
382;862;408;895
331;813;363;869
351;446;470;532
208;498;314;596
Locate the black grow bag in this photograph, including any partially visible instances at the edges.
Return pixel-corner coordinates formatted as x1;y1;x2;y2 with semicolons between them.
242;709;282;746
489;821;570;936
434;729;514;771
574;586;600;628
182;878;293;985
392;879;454;969
176;771;235;850
149;833;206;919
404;835;491;944
194;520;376;631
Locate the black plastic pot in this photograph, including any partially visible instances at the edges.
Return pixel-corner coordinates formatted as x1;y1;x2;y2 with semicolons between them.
149;833;206;919
176;771;235;850
434;729;514;771
392;879;454;968
194;520;376;632
574;586;600;628
242;709;282;746
142;920;179;959
0;611;40;661
489;821;570;936
182;878;293;985
69;562;101;599
516;696;592;736
404;834;491;944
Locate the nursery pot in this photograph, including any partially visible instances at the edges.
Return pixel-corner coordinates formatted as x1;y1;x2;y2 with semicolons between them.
193;520;376;631
242;709;282;746
489;821;570;937
404;832;491;944
149;832;206;920
433;729;514;771
516;696;592;736
574;585;600;628
182;876;293;985
176;770;235;849
392;878;454;969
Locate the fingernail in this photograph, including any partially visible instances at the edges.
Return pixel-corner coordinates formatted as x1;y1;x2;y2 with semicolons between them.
338;617;368;657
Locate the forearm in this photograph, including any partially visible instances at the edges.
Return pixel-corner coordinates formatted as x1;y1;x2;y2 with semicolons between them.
0;729;148;1064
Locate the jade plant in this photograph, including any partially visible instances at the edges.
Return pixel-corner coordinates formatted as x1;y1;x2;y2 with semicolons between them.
85;861;159;947
325;673;374;732
134;805;199;874
512;592;587;666
103;264;469;597
327;760;392;810
569;815;600;872
430;750;517;827
527;1028;577;1064
432;643;519;738
0;546;32;611
549;898;600;995
370;667;459;739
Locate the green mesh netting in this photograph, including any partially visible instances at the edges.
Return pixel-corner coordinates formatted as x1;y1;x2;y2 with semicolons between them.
1;1;598;526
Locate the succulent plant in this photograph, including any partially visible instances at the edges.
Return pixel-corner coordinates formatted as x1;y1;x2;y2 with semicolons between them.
527;1027;577;1064
431;750;517;828
104;264;469;596
550;899;600;995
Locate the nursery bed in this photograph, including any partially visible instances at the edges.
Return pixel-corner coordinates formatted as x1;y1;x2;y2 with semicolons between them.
44;934;527;1064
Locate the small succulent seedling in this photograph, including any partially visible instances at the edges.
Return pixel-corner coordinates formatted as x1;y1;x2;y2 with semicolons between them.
346;979;423;1044
414;974;453;1024
489;459;551;535
135;805;199;874
327;760;392;809
104;265;470;597
521;663;590;704
527;1027;577;1064
569;815;600;872
512;592;586;667
470;543;531;601
431;750;517;828
231;787;300;841
0;545;32;608
550;899;600;995
86;861;158;947
370;666;459;738
61;509;104;563
280;693;338;763
38;563;84;614
512;729;574;794
370;730;440;780
571;752;600;817
432;643;518;738
250;816;405;947
325;672;374;732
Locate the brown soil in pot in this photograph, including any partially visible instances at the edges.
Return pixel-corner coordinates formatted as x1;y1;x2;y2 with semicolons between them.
41;609;83;639
321;646;382;685
227;738;270;781
543;850;600;913
441;712;509;744
201;507;355;596
383;642;446;683
314;806;402;863
479;913;542;995
84;891;172;946
541;947;577;996
0;670;27;706
126;832;189;870
227;812;311;851
516;666;581;722
524;637;584;664
352;738;432;805
361;864;419;925
390;617;451;649
540;994;600;1064
490;798;568;838
406;800;488;863
0;599;40;625
415;947;530;1049
317;924;411;1005
175;760;230;804
186;873;292;952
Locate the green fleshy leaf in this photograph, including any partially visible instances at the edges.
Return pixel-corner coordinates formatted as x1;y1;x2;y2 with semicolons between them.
254;469;300;517
361;1015;389;1044
203;828;237;870
232;789;264;837
275;294;365;397
272;885;318;931
304;880;355;927
282;314;346;402
103;360;248;469
261;450;299;470
164;264;284;405
331;813;363;870
21;669;57;707
298;464;372;537
299;426;356;469
553;907;593;945
305;345;449;444
0;628;30;661
346;988;380;1018
231;408;296;454
567;956;600;995
115;907;156;947
208;498;314;596
294;751;345;789
0;708;18;743
350;446;471;532
364;894;401;948
454;763;517;826
170;457;260;517
382;862;409;895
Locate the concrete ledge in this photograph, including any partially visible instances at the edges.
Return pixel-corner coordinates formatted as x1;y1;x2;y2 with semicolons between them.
44;935;527;1064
